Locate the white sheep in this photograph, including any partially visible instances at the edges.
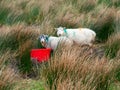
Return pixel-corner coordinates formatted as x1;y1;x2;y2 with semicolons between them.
39;34;73;51
56;27;96;47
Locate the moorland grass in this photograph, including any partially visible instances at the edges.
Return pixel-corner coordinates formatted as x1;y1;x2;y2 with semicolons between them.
0;0;120;90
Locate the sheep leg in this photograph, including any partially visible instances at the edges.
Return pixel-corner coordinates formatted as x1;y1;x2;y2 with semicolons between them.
81;43;94;54
88;43;94;54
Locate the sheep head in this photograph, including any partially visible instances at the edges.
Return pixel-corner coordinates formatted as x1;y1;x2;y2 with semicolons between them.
55;27;66;36
39;34;48;47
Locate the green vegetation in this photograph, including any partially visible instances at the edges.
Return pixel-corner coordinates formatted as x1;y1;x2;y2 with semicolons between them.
0;0;120;90
13;79;45;90
0;51;16;90
105;33;120;59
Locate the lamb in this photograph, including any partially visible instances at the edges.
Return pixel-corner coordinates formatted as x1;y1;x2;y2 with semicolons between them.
56;27;96;47
39;34;73;51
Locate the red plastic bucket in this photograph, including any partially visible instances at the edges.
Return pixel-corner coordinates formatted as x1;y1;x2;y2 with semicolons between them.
31;48;51;62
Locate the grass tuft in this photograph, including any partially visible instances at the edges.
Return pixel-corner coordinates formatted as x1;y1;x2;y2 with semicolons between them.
0;51;17;90
41;46;118;90
93;8;116;42
105;33;120;59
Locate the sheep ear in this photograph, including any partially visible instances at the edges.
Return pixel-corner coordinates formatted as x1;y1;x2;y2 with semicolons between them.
45;35;48;38
45;35;49;41
39;34;44;39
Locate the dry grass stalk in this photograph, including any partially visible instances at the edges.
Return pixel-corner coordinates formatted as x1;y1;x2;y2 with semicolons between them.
42;45;118;90
0;51;18;89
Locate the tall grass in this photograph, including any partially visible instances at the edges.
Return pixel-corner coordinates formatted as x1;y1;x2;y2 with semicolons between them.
0;25;40;74
41;46;119;90
105;33;120;59
0;51;17;90
0;0;120;89
98;0;120;7
93;8;116;42
0;0;44;25
0;0;119;38
105;33;120;82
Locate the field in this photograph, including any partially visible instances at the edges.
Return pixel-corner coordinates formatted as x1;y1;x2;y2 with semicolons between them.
0;0;120;90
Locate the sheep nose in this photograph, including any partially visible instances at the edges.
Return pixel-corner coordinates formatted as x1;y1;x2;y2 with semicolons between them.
41;41;44;43
59;34;61;36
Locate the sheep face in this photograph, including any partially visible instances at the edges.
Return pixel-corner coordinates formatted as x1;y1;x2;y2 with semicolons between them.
39;34;48;47
56;27;65;36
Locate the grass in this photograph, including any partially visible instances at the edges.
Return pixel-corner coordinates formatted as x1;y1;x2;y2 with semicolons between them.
109;83;120;90
93;8;116;42
0;51;17;90
0;1;44;25
41;46;119;90
0;25;40;74
98;0;120;7
13;79;45;90
105;33;120;59
0;0;120;90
